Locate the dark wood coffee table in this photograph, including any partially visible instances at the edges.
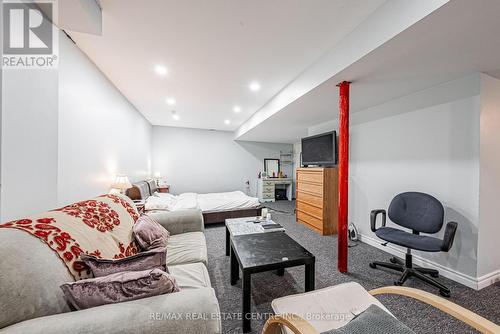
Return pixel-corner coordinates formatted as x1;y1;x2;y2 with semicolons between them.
229;232;315;333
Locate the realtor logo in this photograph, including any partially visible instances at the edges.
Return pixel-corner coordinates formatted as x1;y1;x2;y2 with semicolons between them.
2;1;57;68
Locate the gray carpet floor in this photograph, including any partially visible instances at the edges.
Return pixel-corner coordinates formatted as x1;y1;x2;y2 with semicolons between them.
204;201;500;334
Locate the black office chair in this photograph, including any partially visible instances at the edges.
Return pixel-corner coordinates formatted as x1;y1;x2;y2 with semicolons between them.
369;192;458;297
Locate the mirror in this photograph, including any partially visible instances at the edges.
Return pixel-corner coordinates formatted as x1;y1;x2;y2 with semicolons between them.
264;159;280;177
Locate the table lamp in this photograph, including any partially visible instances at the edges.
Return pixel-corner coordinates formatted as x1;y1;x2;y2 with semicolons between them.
111;174;132;194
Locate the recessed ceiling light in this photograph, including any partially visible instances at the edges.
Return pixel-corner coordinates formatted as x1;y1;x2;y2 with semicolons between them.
154;65;168;76
233;106;241;113
249;81;261;91
166;98;176;105
171;110;179;120
224;119;231;125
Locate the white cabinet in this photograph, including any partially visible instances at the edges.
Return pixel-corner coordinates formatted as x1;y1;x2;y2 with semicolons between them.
257;178;293;203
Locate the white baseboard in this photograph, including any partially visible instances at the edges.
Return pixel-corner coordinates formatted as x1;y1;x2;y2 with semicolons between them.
358;233;497;290
477;269;500;290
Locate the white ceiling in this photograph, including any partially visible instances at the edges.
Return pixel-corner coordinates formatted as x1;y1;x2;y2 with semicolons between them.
68;0;386;131
237;0;500;143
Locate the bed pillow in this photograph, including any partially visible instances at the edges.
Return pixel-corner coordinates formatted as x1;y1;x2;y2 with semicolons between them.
80;247;166;277
61;268;179;310
133;215;170;250
321;305;415;334
153;192;177;200
145;195;177;211
172;192;199;210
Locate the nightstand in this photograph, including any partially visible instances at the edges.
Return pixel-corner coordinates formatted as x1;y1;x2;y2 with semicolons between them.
158;186;170;193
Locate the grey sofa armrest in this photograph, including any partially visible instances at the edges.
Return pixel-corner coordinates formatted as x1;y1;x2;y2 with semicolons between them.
147;209;204;235
1;288;221;334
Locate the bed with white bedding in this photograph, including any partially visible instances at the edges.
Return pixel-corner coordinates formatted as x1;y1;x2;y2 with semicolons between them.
145;191;261;212
126;180;263;224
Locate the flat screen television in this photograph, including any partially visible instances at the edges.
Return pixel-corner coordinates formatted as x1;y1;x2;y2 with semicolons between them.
301;131;337;167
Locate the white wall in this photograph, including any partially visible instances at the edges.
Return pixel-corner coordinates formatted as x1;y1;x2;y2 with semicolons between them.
1;31;152;221
350;93;480;281
1;67;59;221
308;74;482;137
0;0;3;218
307;75;482;287
152;126;292;196
308;120;339;136
57;32;152;205
477;74;500;282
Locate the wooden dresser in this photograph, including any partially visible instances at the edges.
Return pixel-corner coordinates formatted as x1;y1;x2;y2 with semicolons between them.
295;167;338;235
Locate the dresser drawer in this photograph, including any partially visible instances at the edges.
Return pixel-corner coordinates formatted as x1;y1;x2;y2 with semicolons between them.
297;210;323;230
262;193;274;199
264;186;274;193
296;201;323;219
297;182;323;196
296;191;323;208
263;181;274;186
297;171;323;184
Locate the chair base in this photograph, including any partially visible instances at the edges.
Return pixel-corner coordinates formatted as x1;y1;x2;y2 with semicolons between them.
369;254;451;297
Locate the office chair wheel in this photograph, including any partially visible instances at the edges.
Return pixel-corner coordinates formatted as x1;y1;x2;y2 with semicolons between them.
390;257;398;264
369;263;376;269
394;280;403;286
439;290;450;298
430;272;439;278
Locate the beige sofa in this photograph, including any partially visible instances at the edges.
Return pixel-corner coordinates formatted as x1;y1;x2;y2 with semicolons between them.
0;207;221;334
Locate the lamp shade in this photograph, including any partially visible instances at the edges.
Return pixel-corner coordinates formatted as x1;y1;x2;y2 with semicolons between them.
111;174;132;190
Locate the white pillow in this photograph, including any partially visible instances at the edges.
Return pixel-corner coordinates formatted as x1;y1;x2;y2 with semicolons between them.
172;193;199;210
145;195;177;211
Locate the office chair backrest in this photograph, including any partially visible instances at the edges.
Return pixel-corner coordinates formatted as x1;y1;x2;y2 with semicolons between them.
388;192;444;234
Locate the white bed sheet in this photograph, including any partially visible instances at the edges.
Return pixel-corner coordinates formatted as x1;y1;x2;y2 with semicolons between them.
145;192;199;211
197;191;260;212
144;191;259;212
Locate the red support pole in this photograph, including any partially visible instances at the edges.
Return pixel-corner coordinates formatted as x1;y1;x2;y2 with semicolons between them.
337;81;350;273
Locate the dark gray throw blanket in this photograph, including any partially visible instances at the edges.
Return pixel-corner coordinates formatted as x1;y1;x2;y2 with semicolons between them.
321;305;415;334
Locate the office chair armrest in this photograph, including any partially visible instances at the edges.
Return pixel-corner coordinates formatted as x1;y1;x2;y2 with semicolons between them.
370;209;386;232
441;221;458;252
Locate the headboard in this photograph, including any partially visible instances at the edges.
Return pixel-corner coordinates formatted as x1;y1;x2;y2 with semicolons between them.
126;179;157;200
146;179;158;194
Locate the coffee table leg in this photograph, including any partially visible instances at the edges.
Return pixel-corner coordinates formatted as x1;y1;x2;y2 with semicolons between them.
242;272;251;333
230;245;239;285
277;268;285;276
305;262;315;292
225;226;230;256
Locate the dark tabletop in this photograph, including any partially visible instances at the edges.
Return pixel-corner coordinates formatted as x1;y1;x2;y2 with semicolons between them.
231;232;315;271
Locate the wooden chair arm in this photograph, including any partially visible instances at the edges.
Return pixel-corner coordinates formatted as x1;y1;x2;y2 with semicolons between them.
262;314;320;334
369;286;500;334
262;286;499;334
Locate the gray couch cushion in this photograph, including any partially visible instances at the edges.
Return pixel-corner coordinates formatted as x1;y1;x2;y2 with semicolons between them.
148;209;204;235
1;287;221;334
0;229;73;328
170;263;211;289
166;232;208;266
